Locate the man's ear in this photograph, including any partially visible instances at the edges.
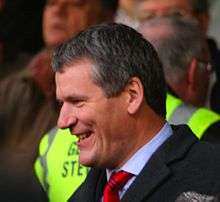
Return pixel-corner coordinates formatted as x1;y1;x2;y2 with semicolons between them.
125;77;144;114
187;58;198;91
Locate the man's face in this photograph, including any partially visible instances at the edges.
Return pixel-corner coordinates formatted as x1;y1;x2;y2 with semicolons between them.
55;59;134;169
43;0;102;48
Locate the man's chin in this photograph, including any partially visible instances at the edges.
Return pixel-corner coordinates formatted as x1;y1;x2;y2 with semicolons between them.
79;155;94;167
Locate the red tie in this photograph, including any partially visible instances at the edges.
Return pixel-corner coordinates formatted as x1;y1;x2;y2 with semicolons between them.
103;171;133;202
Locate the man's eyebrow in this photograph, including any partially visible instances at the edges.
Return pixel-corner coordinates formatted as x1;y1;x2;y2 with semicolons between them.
58;94;88;102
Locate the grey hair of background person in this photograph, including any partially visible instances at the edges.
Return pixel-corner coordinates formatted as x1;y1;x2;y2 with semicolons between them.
138;16;205;84
52;23;166;117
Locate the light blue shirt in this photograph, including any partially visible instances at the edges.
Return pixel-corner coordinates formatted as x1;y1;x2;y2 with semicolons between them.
101;122;172;201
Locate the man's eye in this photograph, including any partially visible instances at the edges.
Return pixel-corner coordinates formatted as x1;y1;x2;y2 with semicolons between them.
71;100;85;107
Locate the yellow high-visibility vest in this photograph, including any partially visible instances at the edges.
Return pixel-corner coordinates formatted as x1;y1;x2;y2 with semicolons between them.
34;128;89;202
166;93;220;139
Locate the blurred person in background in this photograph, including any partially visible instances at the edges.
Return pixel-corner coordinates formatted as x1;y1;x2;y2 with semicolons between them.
33;1;119;202
0;70;57;201
116;0;220;113
138;16;220;143
28;0;118;98
42;0;116;49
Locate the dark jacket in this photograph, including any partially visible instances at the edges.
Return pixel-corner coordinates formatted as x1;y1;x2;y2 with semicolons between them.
68;125;220;202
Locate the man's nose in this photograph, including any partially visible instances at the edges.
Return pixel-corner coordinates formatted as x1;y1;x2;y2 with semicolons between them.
57;104;77;129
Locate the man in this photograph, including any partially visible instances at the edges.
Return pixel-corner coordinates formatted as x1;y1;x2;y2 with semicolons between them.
139;16;209;107
29;0;118;97
138;16;220;143
133;0;220;113
52;23;220;202
42;0;117;49
34;1;118;202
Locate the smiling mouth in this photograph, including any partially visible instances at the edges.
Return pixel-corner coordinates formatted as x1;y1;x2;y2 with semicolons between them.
78;132;91;142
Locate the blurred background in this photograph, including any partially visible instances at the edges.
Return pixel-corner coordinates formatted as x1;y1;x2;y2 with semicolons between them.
208;0;220;47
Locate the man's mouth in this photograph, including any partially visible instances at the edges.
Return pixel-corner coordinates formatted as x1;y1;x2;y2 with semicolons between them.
78;132;91;142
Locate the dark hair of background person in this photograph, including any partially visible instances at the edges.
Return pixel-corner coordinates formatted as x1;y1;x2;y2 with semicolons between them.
52;22;166;117
0;0;45;63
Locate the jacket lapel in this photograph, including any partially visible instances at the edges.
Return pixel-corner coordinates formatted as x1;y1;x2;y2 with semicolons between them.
95;170;106;202
121;157;170;202
121;125;197;202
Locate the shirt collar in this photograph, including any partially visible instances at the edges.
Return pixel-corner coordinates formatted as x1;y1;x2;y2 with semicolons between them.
106;122;172;180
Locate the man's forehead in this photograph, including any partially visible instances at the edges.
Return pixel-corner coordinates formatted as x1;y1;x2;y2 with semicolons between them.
55;58;94;81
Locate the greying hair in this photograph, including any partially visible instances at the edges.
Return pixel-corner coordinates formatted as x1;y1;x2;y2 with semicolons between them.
52;23;166;117
138;16;205;84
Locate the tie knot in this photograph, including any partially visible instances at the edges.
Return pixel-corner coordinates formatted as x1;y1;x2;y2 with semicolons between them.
106;171;133;192
103;171;133;202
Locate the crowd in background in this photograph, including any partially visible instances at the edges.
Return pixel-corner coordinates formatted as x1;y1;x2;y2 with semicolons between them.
0;0;220;201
